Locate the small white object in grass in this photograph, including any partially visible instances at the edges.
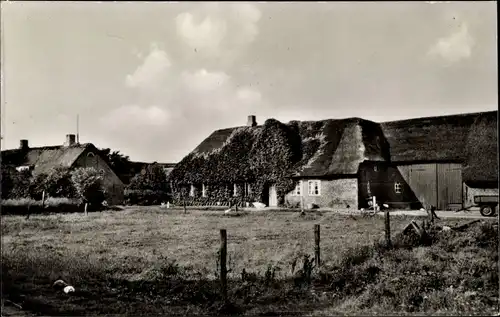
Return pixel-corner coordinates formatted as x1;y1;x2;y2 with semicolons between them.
53;279;68;288
167;202;170;209
420;208;426;211
383;204;389;208
224;208;232;214
63;286;75;294
160;202;166;208
442;226;451;231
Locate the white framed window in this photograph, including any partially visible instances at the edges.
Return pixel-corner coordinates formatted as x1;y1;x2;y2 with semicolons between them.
244;183;252;196
87;152;95;157
293;181;302;196
308;180;321;196
233;183;239;197
202;184;207;197
374;165;378;172
395;182;402;194
189;184;195;197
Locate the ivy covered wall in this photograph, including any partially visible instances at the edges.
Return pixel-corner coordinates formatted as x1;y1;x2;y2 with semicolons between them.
169;118;340;206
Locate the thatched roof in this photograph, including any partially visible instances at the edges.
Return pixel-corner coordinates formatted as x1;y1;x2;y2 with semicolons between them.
1;143;96;174
174;111;497;183
178;117;390;179
381;110;498;183
462;111;498;183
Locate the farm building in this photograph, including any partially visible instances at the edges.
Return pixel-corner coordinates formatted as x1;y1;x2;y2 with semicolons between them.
169;111;498;210
1;134;125;204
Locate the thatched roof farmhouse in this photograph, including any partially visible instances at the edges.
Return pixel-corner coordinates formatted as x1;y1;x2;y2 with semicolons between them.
169;111;497;210
1;134;125;204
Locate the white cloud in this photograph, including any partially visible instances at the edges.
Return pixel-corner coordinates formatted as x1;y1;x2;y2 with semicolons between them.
175;3;261;60
175;12;227;56
428;23;475;64
100;105;169;131
236;87;262;105
181;69;230;92
125;43;171;89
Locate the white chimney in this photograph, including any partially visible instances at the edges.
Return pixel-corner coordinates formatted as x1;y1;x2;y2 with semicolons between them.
65;134;76;147
247;115;257;127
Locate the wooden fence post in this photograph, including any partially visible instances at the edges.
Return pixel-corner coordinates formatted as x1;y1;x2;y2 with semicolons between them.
41;191;46;208
220;229;228;304
314;224;321;268
183;199;187;214
385;209;392;248
84;202;88;216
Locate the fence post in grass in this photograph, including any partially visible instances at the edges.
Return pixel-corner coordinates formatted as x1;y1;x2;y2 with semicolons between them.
183;199;187;214
220;229;228;304
385;209;392;248
41;190;46;208
84;202;88;216
314;224;321;268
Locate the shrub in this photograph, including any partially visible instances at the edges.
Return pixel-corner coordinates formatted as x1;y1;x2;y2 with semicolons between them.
71;168;105;207
124;189;169;206
128;163;169;192
1;168;31;199
1;197;81;215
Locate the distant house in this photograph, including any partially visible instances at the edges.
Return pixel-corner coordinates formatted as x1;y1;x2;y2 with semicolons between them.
169;111;498;210
1;134;125;204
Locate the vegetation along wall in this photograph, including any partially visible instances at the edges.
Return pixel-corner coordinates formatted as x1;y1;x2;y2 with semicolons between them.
169;119;328;207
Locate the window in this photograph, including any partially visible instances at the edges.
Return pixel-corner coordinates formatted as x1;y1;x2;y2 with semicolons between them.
87;152;95;157
233;184;239;197
293;181;302;196
15;166;30;172
374;166;378;172
189;184;195;197
202;184;207;197
308;180;321;196
244;183;252;196
394;182;402;194
367;181;371;196
99;169;105;176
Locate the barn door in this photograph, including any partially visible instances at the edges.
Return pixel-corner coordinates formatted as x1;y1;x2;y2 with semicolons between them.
437;164;462;210
268;185;278;207
408;164;437;209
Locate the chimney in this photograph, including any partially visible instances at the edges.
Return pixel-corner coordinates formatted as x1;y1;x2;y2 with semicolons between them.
247;115;257;127
64;134;76;147
19;139;29;150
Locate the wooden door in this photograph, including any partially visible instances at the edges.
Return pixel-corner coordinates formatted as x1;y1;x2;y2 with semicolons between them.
407;164;437;209
268;184;278;207
437;163;462;210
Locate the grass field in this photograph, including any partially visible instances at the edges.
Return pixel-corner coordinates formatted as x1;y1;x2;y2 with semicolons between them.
2;207;498;316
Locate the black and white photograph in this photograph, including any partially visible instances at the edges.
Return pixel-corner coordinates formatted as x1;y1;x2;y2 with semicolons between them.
0;1;498;316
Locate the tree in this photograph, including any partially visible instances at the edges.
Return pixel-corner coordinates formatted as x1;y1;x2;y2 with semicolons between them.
71;167;105;206
98;148;133;183
128;163;169;192
31;167;76;199
1;168;32;199
125;163;170;205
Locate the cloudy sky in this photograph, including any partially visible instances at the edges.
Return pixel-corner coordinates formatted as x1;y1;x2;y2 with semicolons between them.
1;1;497;162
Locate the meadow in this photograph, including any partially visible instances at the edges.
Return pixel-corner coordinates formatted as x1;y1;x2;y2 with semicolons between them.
2;207;498;316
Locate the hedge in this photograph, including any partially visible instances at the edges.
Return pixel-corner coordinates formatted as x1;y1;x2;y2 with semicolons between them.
124;189;170;206
0;197;94;215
